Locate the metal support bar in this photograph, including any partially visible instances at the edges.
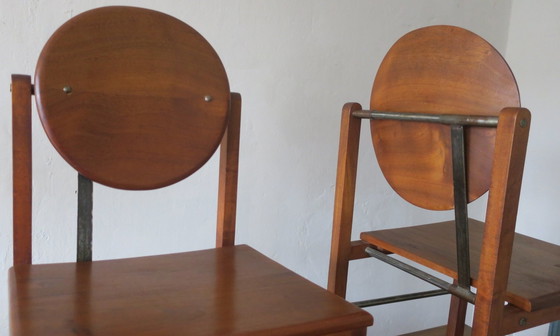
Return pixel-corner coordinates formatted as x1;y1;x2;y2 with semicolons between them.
354;109;480;304
77;174;93;262
451;125;471;288
365;247;476;304
353;289;448;308
352;110;498;127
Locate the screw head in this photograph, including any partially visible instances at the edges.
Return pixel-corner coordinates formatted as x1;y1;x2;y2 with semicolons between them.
63;86;73;94
204;95;213;102
519;317;528;326
520;119;528;128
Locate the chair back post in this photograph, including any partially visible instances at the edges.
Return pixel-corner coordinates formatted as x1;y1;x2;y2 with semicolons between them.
9;7;375;335
328;102;362;298
216;92;242;248
77;174;93;262
12;74;33;266
473;107;531;335
450;124;471;289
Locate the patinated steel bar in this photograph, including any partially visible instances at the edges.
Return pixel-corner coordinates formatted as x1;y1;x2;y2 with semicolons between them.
356;109;480;302
352;110;499;127
365;247;476;304
77;174;93;262
451;125;471;289
353;289;448;308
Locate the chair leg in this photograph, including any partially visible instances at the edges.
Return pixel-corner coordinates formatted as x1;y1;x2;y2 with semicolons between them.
447;293;468;336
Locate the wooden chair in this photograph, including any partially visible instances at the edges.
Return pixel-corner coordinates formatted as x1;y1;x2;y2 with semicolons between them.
328;25;560;335
9;6;373;335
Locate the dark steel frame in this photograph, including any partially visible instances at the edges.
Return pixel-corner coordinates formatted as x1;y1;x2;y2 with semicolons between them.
351;110;499;307
77;174;93;262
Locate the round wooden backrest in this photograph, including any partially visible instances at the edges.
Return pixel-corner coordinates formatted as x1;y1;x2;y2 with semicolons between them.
35;6;230;190
370;26;519;210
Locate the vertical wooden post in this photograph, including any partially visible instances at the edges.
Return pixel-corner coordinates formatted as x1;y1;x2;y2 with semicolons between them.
216;92;241;248
328;103;362;297
12;75;33;266
446;281;468;336
472;108;530;335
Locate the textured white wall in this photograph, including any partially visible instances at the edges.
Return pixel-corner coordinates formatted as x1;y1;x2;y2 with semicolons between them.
4;1;552;335
504;1;560;335
507;0;560;245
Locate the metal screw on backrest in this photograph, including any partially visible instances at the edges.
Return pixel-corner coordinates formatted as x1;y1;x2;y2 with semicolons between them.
63;86;73;94
519;317;528;326
204;95;213;102
520;119;528;128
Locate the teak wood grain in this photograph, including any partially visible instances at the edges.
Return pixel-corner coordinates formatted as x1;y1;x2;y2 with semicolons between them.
10;6;373;336
361;218;560;312
216;93;241;248
11;75;33;266
10;245;371;335
328;25;557;336
370;26;519;210
472;107;532;335
34;6;230;190
328;103;362;298
447;280;468;336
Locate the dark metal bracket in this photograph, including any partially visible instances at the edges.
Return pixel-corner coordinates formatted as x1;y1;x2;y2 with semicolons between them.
352;110;498;127
365;247;476;304
353;289;448;308
451;124;471;289
350;109;497;305
77;174;93;262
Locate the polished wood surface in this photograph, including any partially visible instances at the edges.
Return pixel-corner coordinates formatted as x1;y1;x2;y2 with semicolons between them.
328;103;363;298
10;245;372;335
361;218;560;312
447;281;468;336
370;25;520;210
329;25;556;336
501;304;560;335
216;93;241;248
12;6;373;335
11;75;33;266
34;6;230;190
472;107;532;335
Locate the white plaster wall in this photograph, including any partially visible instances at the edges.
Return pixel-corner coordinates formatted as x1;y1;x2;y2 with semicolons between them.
3;1;548;335
507;0;560;245
503;1;560;335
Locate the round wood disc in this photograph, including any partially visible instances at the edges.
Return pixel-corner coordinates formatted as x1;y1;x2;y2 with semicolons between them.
370;26;519;210
35;6;230;190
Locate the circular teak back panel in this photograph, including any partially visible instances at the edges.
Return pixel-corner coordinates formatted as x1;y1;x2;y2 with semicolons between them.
370;26;519;210
35;6;230;190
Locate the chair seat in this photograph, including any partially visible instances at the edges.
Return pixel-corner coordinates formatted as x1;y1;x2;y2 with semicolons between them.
360;219;560;312
9;244;372;335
